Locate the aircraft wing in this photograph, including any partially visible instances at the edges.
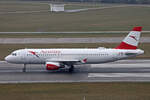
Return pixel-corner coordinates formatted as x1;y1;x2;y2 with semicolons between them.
46;58;80;62
46;58;87;64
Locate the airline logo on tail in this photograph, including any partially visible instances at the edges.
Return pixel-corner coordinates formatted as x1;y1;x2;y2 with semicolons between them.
115;26;142;50
129;35;137;41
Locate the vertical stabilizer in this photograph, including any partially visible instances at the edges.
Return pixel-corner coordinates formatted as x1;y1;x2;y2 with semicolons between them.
115;27;142;49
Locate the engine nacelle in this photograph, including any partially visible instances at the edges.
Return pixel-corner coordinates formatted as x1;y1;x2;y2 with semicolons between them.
46;62;60;70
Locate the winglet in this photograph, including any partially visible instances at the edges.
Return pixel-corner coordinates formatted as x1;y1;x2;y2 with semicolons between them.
115;26;142;49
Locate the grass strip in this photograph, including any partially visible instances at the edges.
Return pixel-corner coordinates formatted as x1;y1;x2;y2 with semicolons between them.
0;33;150;38
0;82;150;100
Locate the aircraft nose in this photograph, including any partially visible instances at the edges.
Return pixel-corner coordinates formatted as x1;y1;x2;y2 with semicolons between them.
5;56;9;62
5;55;12;63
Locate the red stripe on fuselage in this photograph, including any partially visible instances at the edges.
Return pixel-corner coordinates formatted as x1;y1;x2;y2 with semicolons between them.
115;42;137;49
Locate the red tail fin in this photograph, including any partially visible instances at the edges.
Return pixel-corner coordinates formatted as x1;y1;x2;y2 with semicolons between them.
115;27;142;49
115;42;137;49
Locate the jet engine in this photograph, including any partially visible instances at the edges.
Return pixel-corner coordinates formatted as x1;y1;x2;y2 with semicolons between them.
46;62;65;70
46;62;60;70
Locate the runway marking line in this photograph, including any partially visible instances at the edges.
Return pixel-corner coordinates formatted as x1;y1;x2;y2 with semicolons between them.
91;63;150;68
88;73;150;78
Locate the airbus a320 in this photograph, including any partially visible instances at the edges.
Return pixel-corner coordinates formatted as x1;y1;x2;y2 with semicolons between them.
5;27;144;72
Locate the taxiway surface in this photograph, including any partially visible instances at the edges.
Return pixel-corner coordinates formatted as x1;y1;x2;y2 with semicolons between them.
0;37;150;44
0;60;150;83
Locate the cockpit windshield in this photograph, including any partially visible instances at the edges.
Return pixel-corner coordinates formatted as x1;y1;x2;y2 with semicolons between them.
11;53;17;56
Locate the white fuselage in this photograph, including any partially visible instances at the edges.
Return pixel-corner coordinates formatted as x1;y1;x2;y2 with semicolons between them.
5;48;144;64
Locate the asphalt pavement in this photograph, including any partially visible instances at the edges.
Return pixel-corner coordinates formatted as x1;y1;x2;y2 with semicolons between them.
0;60;150;83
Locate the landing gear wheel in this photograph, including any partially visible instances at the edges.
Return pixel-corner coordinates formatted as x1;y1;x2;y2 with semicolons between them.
23;64;26;72
69;65;74;72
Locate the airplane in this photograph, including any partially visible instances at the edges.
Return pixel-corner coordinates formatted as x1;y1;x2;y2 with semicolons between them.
5;27;144;72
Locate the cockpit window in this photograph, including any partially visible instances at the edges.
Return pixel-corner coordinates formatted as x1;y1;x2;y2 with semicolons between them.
11;53;17;56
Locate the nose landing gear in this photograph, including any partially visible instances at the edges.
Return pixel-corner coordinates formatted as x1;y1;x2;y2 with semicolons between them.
23;64;26;72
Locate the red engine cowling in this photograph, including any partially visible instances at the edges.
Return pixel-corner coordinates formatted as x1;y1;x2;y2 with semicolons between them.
46;62;60;70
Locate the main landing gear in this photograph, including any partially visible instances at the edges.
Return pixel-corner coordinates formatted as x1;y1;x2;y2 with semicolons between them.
23;64;26;72
69;65;74;72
